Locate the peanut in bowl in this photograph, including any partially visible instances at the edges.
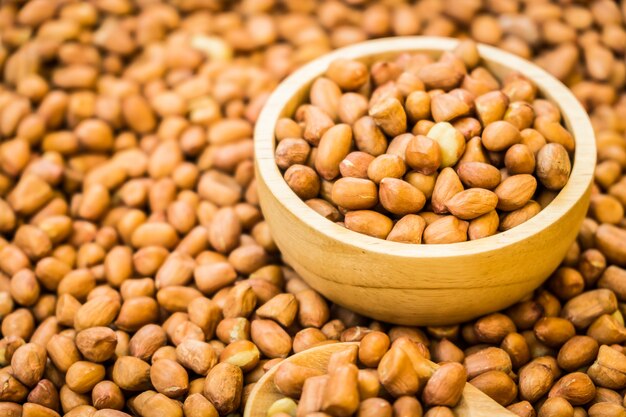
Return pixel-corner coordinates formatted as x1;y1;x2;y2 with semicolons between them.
254;37;596;326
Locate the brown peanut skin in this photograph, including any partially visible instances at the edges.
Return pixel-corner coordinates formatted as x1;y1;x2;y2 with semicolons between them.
422;362;467;407
203;363;243;415
321;364;360;417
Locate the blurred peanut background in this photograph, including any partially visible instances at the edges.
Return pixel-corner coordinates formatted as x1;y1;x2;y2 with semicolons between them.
1;1;626;417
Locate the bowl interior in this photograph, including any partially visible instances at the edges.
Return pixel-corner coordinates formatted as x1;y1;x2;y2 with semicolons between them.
254;37;596;258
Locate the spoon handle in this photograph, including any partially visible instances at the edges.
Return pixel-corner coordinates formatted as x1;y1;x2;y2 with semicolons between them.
455;384;519;417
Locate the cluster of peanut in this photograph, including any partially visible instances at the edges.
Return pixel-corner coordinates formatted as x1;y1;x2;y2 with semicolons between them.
0;1;284;417
269;341;465;417
275;42;574;243
0;1;625;417
272;284;626;417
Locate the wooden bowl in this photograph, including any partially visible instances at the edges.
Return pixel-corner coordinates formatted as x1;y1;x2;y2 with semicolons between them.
244;342;517;417
254;37;596;325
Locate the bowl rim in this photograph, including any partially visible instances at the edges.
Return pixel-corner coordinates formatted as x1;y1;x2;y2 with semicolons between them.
254;36;596;258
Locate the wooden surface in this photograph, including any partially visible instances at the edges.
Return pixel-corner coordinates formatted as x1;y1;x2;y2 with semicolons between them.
254;37;596;325
244;342;518;417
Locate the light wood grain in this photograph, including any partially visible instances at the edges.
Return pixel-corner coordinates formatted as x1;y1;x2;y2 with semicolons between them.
254;37;596;325
244;342;518;417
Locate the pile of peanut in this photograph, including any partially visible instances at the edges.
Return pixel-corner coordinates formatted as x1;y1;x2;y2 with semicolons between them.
269;341;466;417
0;1;625;417
275;45;574;243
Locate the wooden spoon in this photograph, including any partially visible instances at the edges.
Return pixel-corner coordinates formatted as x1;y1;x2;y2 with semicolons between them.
244;342;518;417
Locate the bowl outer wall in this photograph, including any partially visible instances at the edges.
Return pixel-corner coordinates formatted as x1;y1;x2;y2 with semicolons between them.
254;37;596;325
